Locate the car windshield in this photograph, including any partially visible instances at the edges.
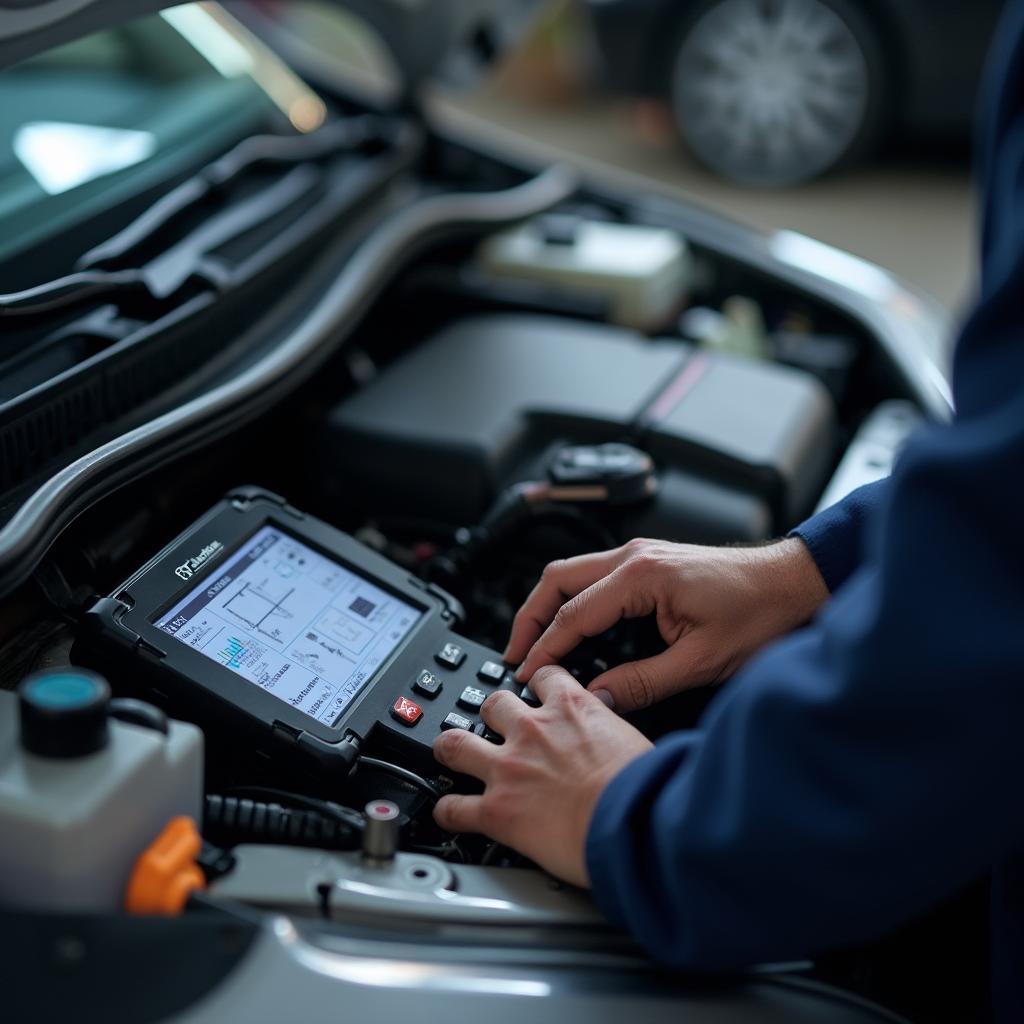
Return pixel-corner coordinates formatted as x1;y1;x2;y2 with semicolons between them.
0;3;323;290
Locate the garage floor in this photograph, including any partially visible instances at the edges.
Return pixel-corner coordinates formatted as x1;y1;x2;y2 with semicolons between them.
437;90;978;318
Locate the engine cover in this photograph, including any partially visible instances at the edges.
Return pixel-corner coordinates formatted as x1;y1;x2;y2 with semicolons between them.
320;314;837;541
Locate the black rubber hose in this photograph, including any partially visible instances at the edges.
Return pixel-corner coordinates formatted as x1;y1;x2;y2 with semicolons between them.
204;795;362;852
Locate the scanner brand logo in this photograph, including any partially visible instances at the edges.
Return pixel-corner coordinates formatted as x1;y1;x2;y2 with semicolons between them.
174;540;224;581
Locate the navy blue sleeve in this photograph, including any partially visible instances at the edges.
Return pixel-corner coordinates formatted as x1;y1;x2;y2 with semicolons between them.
586;0;1024;970
789;480;887;593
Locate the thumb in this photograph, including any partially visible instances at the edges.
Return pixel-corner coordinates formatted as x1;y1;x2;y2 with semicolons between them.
587;647;691;713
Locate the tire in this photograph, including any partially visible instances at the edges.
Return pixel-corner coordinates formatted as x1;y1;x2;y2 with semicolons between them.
668;0;887;187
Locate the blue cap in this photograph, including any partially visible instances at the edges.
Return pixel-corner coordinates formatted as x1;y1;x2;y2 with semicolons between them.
19;669;111;758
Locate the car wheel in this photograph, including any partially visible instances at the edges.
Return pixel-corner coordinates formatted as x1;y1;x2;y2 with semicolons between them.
669;0;886;186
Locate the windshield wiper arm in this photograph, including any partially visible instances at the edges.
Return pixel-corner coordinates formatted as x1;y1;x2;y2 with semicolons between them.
0;165;320;319
78;115;386;271
0;270;146;321
0;116;391;321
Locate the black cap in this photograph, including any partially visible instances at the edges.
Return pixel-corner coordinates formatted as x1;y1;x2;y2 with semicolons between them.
19;669;111;759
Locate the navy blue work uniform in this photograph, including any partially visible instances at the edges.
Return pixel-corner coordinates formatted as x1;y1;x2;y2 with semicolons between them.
586;3;1024;1019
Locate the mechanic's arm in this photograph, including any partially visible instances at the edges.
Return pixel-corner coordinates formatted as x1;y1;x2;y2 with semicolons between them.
584;394;1024;964
503;478;887;712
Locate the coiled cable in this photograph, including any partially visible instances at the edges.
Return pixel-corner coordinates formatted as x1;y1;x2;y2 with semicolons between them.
204;794;361;851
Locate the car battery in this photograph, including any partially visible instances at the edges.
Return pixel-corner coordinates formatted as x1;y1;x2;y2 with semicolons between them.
319;314;836;541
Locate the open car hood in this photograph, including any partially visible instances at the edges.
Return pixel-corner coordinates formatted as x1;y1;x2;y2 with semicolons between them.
0;0;546;88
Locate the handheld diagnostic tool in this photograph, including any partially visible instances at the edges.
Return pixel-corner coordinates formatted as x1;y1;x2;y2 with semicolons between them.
77;489;518;777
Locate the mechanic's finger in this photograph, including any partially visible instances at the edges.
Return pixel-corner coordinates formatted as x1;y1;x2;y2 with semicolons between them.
587;647;689;713
504;549;623;664
433;793;485;834
527;663;585;705
433;728;499;781
480;689;529;734
517;565;656;682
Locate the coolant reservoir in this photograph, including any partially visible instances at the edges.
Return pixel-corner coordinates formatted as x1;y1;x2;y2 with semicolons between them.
0;670;202;912
479;216;691;332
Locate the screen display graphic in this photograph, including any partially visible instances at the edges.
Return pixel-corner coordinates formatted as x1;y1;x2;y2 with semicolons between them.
155;526;422;726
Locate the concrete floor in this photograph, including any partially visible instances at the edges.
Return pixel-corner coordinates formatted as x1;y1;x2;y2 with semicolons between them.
437;90;978;316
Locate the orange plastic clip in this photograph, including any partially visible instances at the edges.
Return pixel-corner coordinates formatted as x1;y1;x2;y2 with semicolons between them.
125;816;206;915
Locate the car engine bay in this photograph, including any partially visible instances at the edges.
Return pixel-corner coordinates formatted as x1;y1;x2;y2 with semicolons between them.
2;194;927;871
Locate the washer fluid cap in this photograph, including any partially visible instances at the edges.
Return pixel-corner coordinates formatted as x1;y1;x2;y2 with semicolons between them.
19;669;111;759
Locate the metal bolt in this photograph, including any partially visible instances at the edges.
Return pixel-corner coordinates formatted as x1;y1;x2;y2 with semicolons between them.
362;799;400;864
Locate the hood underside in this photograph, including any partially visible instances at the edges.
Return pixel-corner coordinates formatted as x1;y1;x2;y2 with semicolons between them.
0;0;544;85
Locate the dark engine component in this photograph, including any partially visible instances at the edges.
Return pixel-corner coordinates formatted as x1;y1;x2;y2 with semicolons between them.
320;314;837;542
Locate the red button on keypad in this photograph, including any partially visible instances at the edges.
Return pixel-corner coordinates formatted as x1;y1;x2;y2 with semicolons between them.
390;695;423;727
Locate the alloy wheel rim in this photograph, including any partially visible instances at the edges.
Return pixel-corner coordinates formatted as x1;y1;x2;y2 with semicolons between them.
673;0;871;185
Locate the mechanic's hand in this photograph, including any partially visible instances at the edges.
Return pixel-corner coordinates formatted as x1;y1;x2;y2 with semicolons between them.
432;666;653;887
505;537;829;712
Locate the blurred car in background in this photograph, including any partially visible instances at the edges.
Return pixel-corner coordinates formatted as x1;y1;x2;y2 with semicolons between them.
586;0;1005;186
